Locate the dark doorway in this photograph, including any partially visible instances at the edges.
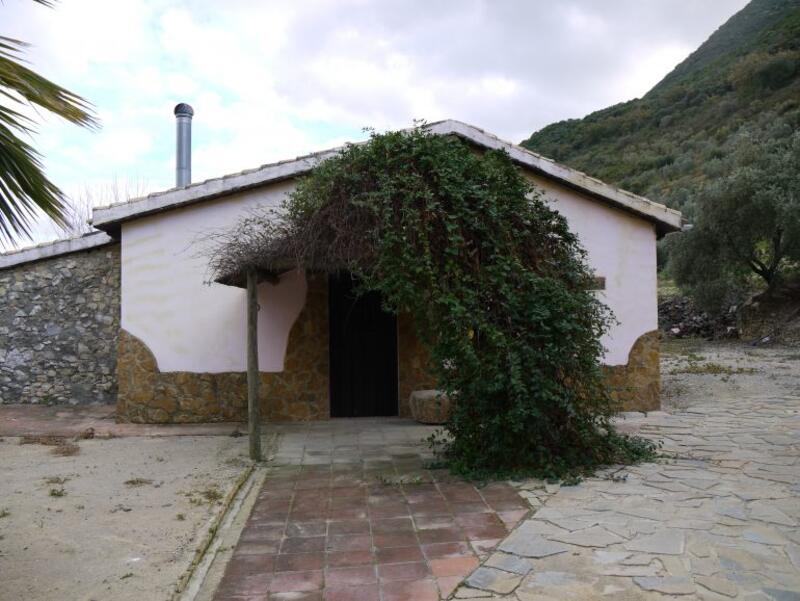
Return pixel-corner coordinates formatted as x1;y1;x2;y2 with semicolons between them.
329;273;398;417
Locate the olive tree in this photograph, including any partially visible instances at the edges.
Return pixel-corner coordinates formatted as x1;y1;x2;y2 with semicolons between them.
668;129;800;311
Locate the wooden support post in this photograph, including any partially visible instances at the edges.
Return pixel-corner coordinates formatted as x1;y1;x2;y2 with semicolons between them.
246;270;262;461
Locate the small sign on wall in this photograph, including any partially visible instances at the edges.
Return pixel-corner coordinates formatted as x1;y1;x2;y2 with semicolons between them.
591;276;606;290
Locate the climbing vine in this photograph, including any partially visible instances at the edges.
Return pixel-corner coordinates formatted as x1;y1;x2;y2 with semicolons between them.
211;126;656;479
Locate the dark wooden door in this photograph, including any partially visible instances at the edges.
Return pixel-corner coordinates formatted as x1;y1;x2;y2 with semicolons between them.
329;273;398;417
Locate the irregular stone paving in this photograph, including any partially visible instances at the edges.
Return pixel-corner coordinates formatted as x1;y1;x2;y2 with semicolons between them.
456;395;800;600
213;418;530;601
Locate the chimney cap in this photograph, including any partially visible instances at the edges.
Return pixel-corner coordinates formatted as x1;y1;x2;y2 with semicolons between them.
174;103;194;117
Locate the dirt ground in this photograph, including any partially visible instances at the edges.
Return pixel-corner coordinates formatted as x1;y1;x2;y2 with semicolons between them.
0;434;252;601
660;337;800;411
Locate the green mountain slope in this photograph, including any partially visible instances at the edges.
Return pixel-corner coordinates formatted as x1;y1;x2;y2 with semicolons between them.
521;0;800;217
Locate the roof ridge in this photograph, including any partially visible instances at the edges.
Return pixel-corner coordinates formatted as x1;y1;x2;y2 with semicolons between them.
92;120;682;235
0;231;114;270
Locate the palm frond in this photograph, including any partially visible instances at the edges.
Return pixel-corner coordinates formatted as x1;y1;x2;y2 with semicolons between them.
0;36;97;129
0;31;97;243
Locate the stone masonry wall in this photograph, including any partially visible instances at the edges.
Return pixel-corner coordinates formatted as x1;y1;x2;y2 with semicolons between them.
602;330;661;412
0;243;120;405
398;312;437;418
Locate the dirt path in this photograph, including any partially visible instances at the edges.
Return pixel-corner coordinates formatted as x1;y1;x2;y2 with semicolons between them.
0;435;251;601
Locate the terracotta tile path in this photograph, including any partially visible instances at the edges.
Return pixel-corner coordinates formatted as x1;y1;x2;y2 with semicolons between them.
212;419;529;601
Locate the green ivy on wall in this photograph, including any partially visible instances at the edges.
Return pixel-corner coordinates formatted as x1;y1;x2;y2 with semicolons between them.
214;125;658;479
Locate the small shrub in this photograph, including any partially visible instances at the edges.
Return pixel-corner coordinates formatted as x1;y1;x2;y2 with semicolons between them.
200;486;223;504
0;508;10;519
669;362;758;375
124;478;153;487
44;476;70;485
50;442;80;456
184;485;224;506
21;436;80;456
49;487;67;498
20;435;65;446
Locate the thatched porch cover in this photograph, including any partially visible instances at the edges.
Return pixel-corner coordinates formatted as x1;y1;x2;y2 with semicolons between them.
211;205;381;459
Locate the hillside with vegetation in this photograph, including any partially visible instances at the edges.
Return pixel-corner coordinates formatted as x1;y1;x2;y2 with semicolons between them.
521;0;800;220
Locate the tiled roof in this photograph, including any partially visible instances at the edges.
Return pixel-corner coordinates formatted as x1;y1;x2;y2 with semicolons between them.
92;120;682;236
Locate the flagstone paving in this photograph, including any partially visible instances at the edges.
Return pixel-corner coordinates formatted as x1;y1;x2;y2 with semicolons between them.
455;394;800;600
212;419;529;601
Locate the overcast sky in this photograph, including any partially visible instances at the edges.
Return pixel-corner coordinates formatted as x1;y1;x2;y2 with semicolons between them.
5;0;748;247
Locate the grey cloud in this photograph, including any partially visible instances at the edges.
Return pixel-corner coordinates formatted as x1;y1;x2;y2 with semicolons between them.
269;0;748;137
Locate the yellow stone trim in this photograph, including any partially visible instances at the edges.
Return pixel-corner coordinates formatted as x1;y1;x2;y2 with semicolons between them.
602;330;661;412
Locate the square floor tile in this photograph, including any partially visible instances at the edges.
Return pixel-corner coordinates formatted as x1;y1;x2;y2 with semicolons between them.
269;570;323;593
326;534;373;552
462;523;508;540
375;546;424;564
417;528;466;544
369;504;410;518
275;552;325;572
270;592;322;601
380;578;439;601
281;537;326;554
421;542;473;559
323;583;380;601
378;561;430;582
326;550;374;567
328;520;370;535
286;522;327;537
325;565;377;587
372;533;418;549
429;556;479;577
371;517;414;534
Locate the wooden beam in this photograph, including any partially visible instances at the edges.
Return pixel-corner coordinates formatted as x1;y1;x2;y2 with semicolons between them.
259;271;281;285
215;269;282;289
246;270;262;461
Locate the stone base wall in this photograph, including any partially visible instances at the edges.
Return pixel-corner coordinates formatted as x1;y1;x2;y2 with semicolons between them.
0;243;120;405
602;330;660;412
398;313;437;417
117;274;330;423
117;274;438;423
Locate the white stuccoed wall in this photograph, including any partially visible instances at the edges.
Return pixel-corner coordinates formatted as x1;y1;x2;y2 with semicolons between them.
120;175;656;373
532;175;658;365
120;180;307;373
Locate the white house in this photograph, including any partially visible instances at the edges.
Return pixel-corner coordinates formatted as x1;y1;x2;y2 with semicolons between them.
85;117;681;423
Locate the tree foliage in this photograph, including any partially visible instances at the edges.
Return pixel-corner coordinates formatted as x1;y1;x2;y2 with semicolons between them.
210;127;656;478
0;1;97;245
667;129;800;312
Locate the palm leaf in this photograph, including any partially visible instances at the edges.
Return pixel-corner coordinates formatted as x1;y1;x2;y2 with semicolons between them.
0;31;97;244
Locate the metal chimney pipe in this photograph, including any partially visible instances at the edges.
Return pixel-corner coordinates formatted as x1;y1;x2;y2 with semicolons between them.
174;103;194;187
